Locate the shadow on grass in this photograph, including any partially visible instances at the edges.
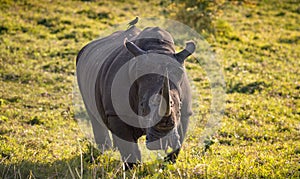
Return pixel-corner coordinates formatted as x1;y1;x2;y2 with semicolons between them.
0;147;177;178
227;81;269;94
0;145;123;178
0;156;124;178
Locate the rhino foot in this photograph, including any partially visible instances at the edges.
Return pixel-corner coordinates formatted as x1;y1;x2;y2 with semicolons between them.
123;162;138;170
164;148;181;163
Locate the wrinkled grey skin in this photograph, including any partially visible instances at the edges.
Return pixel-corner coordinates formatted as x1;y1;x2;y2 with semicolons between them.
76;26;194;170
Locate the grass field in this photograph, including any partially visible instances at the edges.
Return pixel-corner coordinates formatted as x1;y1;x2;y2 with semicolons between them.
0;0;299;178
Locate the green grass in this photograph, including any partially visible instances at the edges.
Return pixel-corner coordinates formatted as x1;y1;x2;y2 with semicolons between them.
0;0;299;178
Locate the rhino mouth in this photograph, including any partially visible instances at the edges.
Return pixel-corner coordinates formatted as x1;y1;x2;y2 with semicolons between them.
146;127;181;150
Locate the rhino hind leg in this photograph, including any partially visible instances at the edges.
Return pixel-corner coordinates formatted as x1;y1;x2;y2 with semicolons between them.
90;117;112;152
86;107;112;152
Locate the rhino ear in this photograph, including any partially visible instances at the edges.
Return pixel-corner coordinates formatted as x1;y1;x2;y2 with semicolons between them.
124;38;146;56
175;41;196;63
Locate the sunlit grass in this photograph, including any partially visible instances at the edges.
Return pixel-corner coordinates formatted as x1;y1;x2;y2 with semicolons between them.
0;0;299;178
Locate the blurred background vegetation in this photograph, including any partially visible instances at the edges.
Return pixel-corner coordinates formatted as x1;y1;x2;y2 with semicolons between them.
166;0;226;35
0;0;299;178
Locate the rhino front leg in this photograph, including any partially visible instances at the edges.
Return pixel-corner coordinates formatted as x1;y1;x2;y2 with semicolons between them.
108;116;141;170
164;116;189;163
165;148;180;163
112;134;141;170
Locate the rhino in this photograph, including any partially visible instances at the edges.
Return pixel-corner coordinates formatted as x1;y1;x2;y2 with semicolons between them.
76;25;195;170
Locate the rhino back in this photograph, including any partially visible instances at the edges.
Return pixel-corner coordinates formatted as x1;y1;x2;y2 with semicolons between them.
76;26;141;125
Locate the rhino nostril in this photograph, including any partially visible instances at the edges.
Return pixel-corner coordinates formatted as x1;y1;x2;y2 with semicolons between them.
167;121;175;127
156;119;174;130
170;120;174;125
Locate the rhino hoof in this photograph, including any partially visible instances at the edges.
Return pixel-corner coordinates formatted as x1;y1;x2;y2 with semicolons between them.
123;162;137;170
164;148;180;163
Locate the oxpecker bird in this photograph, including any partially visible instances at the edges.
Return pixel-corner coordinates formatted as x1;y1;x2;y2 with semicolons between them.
127;16;139;29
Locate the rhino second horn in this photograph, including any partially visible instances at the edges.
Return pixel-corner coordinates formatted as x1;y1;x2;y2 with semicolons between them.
159;71;171;117
175;40;196;63
124;38;146;56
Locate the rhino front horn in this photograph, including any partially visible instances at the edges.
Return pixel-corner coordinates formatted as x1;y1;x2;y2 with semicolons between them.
159;71;171;117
